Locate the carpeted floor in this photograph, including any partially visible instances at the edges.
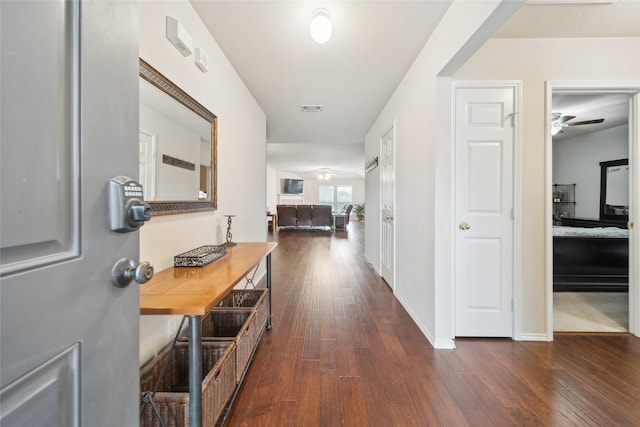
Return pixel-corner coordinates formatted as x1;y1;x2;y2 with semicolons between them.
554;292;629;332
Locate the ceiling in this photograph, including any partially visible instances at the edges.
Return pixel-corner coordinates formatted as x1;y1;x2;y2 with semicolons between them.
552;93;631;141
498;1;639;142
190;1;640;180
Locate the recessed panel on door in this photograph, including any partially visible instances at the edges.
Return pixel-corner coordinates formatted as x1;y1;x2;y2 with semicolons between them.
1;0;79;275
467;102;504;127
467;141;503;214
466;238;502;311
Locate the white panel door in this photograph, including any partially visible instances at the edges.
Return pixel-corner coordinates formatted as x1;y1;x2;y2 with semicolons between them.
140;130;157;201
454;86;515;337
381;124;395;289
1;1;140;425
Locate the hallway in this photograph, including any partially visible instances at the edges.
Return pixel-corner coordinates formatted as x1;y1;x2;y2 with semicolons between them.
227;223;640;426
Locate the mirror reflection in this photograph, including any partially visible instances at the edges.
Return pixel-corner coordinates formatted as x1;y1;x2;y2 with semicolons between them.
139;59;217;215
600;158;629;221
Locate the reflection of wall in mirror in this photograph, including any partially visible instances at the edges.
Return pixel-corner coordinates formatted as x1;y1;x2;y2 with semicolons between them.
140;103;202;200
606;164;629;207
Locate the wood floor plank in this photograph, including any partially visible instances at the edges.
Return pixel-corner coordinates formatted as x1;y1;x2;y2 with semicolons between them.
338;377;370;426
224;223;640;426
319;369;344;426
353;347;395;426
274;337;304;401
295;359;320;425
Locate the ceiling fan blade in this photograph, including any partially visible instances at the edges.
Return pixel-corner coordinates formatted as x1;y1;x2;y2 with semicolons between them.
565;118;605;127
558;115;576;124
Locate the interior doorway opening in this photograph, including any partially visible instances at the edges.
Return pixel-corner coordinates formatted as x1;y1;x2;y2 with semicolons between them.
546;83;640;337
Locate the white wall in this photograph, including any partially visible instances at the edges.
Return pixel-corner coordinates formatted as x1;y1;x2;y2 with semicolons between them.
266;165;278;214
138;0;266;364
364;0;515;348
553;125;629;219
454;37;640;337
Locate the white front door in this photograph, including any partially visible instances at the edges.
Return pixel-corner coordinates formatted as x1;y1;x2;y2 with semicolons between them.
454;86;516;337
381;124;395;289
1;1;140;425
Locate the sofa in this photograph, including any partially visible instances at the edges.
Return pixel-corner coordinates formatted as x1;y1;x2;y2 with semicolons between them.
277;204;332;229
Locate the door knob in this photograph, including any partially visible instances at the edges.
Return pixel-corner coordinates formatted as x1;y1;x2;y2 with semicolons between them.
458;221;471;230
111;258;154;288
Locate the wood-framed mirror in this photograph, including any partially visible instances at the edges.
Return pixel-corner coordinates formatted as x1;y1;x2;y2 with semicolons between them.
599;158;628;224
139;58;217;215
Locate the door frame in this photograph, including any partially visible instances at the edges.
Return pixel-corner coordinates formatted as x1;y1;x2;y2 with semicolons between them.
545;81;640;340
451;81;523;340
379;120;396;291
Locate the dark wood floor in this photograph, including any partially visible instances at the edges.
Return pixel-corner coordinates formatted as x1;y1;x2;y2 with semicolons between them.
226;222;640;426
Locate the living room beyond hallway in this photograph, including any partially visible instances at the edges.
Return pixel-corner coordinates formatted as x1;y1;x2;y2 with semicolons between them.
226;222;640;425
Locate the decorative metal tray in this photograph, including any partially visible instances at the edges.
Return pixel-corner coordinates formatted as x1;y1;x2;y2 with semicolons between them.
174;245;227;267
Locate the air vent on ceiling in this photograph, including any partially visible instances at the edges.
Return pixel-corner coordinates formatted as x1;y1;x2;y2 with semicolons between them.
301;105;323;112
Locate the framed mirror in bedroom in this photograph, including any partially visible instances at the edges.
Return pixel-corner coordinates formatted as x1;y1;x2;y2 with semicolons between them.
599;158;629;224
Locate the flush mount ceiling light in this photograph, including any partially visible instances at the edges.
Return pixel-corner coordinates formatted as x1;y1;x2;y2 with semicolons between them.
310;8;332;44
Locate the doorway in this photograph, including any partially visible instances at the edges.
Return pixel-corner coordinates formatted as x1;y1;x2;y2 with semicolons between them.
546;82;640;338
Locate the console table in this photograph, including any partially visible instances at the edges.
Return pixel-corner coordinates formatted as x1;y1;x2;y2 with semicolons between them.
140;242;277;427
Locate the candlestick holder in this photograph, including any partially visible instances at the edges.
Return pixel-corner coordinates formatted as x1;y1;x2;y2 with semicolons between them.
224;215;237;247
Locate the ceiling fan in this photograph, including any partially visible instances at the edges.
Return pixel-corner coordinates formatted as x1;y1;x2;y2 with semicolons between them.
317;167;336;180
551;112;604;136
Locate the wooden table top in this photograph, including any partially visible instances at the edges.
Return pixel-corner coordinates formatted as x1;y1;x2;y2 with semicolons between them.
140;242;277;315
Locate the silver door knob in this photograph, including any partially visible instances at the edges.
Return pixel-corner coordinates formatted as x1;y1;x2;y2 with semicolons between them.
111;258;154;288
458;221;471;230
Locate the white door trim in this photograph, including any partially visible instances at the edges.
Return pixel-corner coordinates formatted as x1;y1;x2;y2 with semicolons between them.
545;80;640;340
451;80;522;340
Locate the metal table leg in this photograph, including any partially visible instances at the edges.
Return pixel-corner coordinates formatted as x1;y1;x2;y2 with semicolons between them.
188;315;202;427
266;253;272;329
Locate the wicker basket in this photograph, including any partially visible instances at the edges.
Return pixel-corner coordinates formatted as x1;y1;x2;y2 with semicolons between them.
181;310;258;384
139;341;236;427
213;289;269;330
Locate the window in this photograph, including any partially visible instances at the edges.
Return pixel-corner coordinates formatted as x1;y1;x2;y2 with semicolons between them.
318;185;334;208
336;186;352;212
318;185;352;211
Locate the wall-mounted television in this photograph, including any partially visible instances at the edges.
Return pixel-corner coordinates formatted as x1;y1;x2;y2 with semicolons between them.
283;178;304;194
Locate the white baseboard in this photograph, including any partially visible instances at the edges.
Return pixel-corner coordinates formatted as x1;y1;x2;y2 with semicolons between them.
434;339;456;349
363;253;378;274
394;294;448;349
516;333;550;342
